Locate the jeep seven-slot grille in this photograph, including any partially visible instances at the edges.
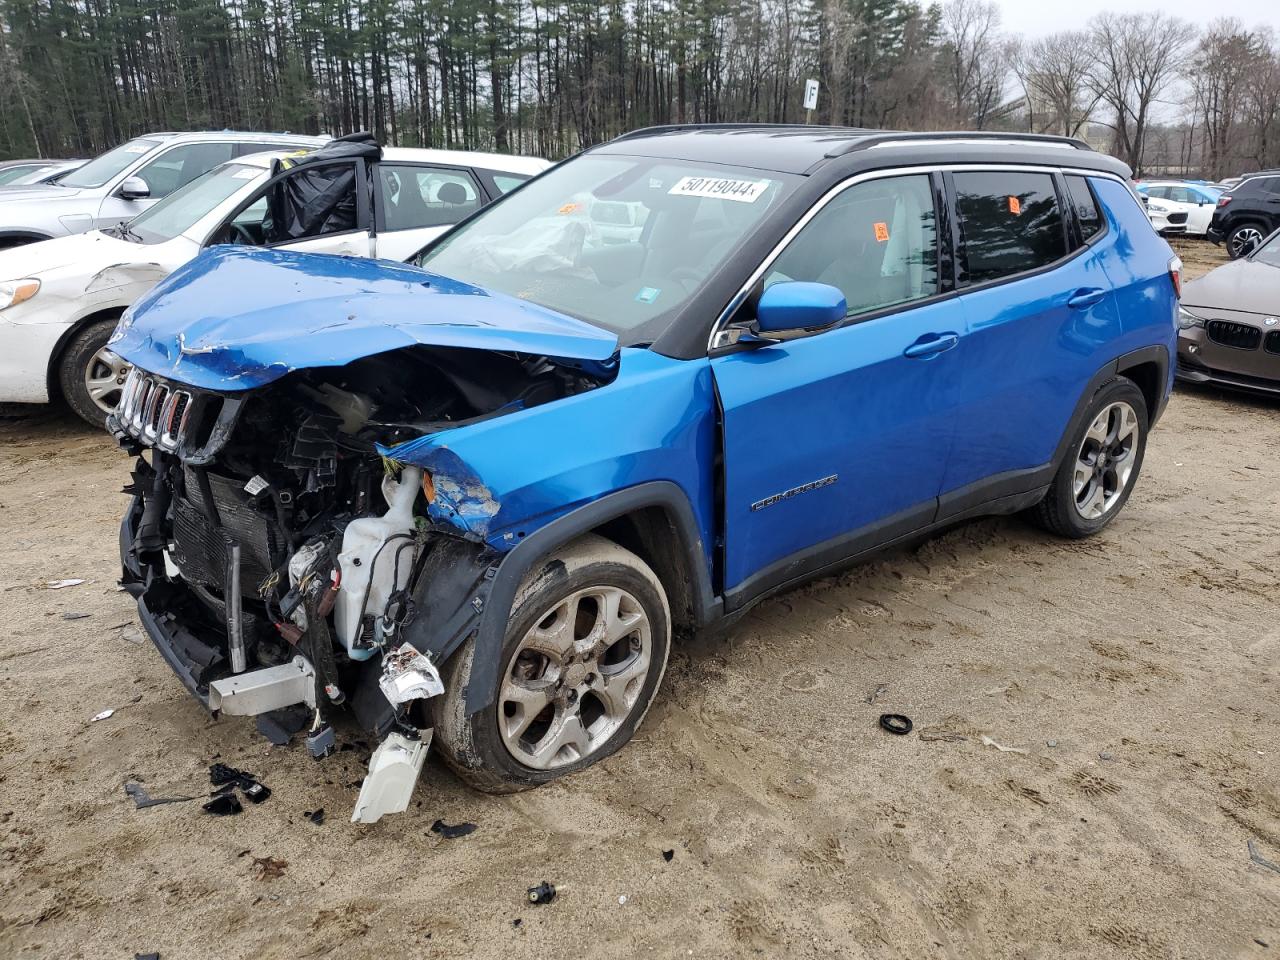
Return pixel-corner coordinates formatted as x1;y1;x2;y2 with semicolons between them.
1266;331;1280;355
1206;320;1262;350
116;368;194;452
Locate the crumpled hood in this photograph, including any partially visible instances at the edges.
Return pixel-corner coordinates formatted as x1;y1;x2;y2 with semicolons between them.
109;246;620;392
1182;257;1280;317
0;230;137;281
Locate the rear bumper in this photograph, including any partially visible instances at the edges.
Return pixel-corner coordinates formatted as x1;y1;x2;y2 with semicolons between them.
1206;227;1224;245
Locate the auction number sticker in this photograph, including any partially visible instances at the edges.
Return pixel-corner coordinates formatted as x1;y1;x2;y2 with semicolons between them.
668;176;769;203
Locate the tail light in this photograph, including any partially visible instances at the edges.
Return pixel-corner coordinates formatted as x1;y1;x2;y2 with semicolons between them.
1217;195;1232;207
1168;256;1182;299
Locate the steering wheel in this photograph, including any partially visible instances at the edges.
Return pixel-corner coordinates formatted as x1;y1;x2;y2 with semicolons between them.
229;222;257;245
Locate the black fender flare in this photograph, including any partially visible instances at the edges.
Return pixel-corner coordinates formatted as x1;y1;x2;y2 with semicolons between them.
1049;344;1171;474
409;480;718;717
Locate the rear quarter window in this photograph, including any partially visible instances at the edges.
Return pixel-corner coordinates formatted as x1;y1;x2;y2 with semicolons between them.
1065;175;1104;243
954;171;1067;285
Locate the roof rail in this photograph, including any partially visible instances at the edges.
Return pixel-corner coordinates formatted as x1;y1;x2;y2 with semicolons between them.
610;122;885;143
827;130;1093;157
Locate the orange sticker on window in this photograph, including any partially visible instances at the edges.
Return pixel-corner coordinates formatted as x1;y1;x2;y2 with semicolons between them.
558;202;581;215
1008;196;1022;215
874;221;890;242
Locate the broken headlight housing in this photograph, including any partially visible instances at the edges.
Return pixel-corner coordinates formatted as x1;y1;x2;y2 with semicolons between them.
0;278;39;311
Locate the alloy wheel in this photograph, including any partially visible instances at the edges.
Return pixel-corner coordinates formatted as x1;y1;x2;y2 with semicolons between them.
498;584;652;770
84;346;131;414
1073;401;1140;520
1230;226;1264;257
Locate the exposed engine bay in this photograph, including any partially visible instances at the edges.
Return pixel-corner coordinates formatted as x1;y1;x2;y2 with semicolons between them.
112;344;606;822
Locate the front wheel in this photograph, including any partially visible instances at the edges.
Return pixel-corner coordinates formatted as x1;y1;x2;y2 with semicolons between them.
1032;378;1148;539
57;317;130;429
433;534;671;794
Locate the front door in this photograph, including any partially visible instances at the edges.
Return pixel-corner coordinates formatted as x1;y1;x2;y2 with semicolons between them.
712;173;961;607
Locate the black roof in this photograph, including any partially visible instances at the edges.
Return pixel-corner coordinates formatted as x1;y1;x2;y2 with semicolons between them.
599;124;1128;178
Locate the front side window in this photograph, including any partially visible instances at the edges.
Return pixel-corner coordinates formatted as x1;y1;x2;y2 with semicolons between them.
380;165;480;230
59;138;160;189
415;154;799;344
954;171;1067;285
134;142;236;199
765;174;939;317
1065;175;1104;243
212;162;359;246
127;163;262;244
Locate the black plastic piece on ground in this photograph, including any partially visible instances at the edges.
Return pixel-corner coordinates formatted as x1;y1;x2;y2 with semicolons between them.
256;705;310;746
431;819;478;840
527;881;557;905
242;780;271;804
662;849;675;862
203;793;243;816
306;808;325;825
879;713;913;735
209;762;254;786
135;953;160;960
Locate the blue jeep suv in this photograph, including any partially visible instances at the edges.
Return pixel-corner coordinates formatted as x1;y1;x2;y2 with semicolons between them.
110;126;1179;809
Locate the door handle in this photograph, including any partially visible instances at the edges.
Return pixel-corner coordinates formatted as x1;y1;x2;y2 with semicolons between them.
1067;288;1106;309
903;332;959;359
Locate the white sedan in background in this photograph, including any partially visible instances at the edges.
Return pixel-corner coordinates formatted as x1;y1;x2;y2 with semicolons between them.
1136;181;1222;237
0;143;549;425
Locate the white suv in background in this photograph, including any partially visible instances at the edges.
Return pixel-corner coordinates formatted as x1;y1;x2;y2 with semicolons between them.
0;131;327;249
1135;180;1222;237
0;139;550;426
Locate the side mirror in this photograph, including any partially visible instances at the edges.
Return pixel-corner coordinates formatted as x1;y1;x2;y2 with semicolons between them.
752;281;847;340
117;177;150;201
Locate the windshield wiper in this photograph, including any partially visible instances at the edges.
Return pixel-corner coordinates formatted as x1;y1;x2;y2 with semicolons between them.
114;221;145;243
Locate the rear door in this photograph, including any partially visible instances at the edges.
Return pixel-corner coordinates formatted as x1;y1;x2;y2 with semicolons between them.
712;172;961;605
373;163;485;260
940;168;1122;515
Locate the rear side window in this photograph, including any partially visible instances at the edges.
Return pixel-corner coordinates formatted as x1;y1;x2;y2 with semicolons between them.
492;173;530;195
1065;176;1104;243
380;164;481;229
954;171;1067;285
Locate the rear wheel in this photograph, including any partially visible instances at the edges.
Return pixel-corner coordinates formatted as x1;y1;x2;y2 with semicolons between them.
433;534;671;794
1032;378;1148;539
56;317;130;429
1227;222;1266;259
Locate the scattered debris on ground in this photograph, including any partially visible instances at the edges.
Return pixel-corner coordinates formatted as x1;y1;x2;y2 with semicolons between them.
61;611;90;620
1248;839;1280;877
878;713;912;735
125;781;195;809
203;793;243;816
90;708;114;722
305;808;325;825
430;819;477;839
980;735;1027;755
46;578;86;589
252;856;288;880
662;849;675;862
526;881;557;905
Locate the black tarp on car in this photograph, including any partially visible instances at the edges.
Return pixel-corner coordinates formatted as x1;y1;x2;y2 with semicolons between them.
264;132;381;244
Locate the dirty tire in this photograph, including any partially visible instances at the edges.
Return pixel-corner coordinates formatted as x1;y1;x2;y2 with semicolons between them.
433;534;671;794
1032;377;1148;539
57;318;122;429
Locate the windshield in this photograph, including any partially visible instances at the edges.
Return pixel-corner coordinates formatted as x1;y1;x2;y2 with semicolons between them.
416;154;798;344
125;163;263;244
0;164;44;185
1253;231;1280;268
60;138;160;188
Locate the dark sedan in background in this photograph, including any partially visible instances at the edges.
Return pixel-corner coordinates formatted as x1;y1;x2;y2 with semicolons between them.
1177;228;1280;396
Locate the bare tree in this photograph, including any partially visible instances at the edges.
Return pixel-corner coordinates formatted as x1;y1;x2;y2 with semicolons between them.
1012;32;1102;137
1243;30;1280;170
939;0;1006;129
1086;12;1197;174
1191;19;1268;179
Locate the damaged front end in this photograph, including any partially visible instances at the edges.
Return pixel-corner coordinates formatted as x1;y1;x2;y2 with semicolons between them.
111;285;616;820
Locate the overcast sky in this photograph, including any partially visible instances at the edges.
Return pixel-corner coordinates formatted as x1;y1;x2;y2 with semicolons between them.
992;0;1280;37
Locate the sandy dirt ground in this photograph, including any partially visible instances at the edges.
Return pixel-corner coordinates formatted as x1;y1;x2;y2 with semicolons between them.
2;241;1279;960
